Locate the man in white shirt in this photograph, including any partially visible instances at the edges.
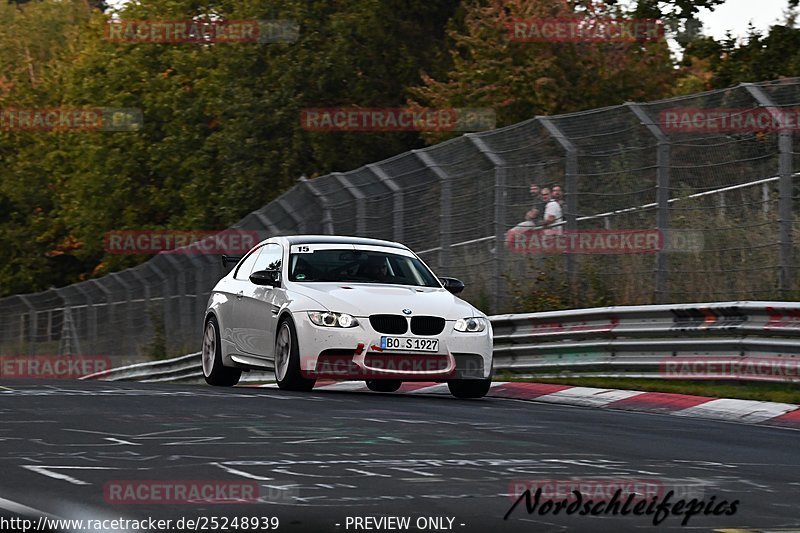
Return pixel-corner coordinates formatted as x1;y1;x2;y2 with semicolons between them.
543;194;563;234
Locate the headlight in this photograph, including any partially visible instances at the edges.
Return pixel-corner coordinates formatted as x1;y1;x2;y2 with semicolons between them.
308;311;359;328
454;317;487;332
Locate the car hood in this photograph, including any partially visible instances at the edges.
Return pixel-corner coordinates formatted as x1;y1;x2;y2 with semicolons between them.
288;282;480;319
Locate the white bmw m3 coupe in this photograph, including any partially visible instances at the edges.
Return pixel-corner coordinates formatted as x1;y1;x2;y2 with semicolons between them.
201;235;493;398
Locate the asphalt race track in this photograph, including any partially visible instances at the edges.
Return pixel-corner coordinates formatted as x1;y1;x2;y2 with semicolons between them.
0;379;798;533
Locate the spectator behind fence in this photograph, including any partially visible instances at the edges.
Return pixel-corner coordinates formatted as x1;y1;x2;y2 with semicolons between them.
552;184;563;205
525;184;550;226
542;188;563;234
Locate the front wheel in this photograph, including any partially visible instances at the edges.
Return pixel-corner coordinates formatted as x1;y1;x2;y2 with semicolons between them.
274;318;316;392
202;316;241;387
448;378;491;399
365;379;402;393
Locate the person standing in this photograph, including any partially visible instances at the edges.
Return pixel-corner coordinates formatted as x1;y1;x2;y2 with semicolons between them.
551;184;563;205
526;185;551;226
542;188;563;234
525;184;545;224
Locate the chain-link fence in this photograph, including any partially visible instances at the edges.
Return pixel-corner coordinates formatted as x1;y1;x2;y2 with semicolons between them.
1;78;798;362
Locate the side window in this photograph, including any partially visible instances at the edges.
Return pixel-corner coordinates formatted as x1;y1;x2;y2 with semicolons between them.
252;243;283;273
234;246;263;280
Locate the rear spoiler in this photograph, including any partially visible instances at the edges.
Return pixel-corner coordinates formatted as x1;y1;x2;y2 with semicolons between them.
221;255;244;268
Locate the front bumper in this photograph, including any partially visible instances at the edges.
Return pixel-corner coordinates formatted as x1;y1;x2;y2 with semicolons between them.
292;311;492;381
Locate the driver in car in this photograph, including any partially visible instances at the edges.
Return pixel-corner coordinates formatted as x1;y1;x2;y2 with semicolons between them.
363;257;390;281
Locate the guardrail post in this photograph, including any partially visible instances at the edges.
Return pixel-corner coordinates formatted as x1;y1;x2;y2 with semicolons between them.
333;172;367;236
744;83;794;295
539;117;577;292
415;150;452;273
298;175;335;235
628;102;671;304
468;133;508;313
366;164;404;243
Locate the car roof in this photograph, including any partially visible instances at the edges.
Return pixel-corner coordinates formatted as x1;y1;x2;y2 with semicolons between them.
282;235;408;250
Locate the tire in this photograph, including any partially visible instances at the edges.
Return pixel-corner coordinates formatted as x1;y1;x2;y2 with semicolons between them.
365;379;402;393
274;317;316;392
448;378;491;399
202;316;241;387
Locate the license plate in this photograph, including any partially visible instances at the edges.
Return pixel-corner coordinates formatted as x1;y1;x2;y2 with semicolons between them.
380;337;439;352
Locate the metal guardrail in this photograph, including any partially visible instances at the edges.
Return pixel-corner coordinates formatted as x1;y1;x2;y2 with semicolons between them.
80;352;273;384
82;301;800;384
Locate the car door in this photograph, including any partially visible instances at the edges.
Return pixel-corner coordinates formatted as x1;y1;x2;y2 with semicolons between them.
228;245;264;354
234;242;285;358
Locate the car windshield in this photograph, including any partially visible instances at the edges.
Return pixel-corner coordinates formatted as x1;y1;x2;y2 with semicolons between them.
288;249;440;287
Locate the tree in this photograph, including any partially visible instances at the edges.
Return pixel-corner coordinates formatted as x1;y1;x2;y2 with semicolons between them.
408;0;676;140
679;23;800;90
0;0;459;293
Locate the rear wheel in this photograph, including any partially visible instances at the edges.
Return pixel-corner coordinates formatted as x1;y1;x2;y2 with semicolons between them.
448;378;491;399
365;379;402;393
274;318;316;392
202;316;241;387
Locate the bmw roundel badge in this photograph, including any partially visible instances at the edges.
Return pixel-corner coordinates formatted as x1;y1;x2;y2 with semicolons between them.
402;308;412;315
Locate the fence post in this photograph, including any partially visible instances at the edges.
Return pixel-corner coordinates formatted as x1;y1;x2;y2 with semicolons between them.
4;296;29;354
107;272;133;357
415;150;452;273
467;133;508;313
58;307;81;356
72;283;98;355
298;175;335;235
627;102;671;304
744;83;794;295
539;117;577;290
278;197;306;233
366;163;404;243
333;172;366;236
254;211;281;237
17;295;35;355
160;254;189;354
87;279;112;356
191;255;214;339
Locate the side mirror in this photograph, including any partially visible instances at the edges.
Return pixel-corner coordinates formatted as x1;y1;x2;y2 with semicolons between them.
250;269;281;287
222;255;244;268
439;277;465;295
